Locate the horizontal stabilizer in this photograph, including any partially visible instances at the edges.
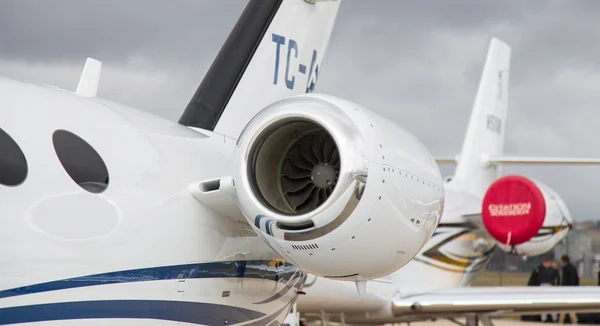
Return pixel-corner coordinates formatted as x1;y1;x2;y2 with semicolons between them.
436;155;600;165
75;58;102;98
486;155;600;165
434;157;458;164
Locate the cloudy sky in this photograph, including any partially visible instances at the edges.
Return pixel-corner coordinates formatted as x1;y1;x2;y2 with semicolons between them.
2;0;600;220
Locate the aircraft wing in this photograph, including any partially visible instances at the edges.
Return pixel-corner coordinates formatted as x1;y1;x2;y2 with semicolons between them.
392;286;600;317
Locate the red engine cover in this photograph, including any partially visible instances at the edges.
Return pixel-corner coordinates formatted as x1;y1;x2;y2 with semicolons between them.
482;175;546;246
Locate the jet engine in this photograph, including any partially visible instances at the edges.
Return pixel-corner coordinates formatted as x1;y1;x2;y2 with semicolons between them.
481;175;571;256
233;93;445;280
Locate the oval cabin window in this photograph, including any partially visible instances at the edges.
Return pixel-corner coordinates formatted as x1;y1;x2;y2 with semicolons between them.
52;129;109;193
0;128;28;186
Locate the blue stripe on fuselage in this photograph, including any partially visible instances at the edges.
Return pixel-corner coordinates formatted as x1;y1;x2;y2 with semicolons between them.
0;260;299;300
0;300;266;325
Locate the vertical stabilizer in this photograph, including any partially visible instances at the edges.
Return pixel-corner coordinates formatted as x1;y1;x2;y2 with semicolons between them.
179;0;341;140
452;38;511;198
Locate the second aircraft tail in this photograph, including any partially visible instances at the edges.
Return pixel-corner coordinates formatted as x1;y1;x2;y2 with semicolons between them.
450;38;511;198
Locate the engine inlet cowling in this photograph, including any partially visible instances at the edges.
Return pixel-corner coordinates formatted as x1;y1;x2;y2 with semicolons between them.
235;95;369;232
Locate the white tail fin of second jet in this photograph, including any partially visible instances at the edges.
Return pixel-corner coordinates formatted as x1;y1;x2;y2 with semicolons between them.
440;37;600;197
450;38;511;197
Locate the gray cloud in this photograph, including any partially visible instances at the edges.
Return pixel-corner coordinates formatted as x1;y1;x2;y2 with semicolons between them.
2;0;600;220
0;0;246;63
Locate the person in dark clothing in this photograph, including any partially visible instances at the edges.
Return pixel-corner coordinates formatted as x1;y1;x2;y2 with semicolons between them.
539;260;560;285
560;255;579;324
539;259;559;322
561;255;579;286
527;262;544;286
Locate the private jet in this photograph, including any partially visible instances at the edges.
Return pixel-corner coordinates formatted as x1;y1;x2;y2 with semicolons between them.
0;0;445;325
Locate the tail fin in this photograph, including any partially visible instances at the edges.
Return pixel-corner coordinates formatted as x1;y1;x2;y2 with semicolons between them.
179;0;341;140
451;38;511;197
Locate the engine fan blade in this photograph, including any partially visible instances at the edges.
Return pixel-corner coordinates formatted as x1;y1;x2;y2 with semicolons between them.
299;135;319;165
296;187;320;214
286;183;316;210
282;159;312;179
282;175;313;194
330;147;340;166
323;136;335;163
312;131;328;163
288;144;314;171
317;188;328;206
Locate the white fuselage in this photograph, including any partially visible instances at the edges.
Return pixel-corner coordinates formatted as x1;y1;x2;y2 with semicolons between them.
0;78;301;325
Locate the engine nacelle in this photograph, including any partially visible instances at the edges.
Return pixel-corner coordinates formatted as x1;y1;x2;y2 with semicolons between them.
233;93;445;280
482;175;572;256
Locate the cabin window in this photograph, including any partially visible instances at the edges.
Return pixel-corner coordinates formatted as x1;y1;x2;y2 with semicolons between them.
0;128;28;186
53;129;109;193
